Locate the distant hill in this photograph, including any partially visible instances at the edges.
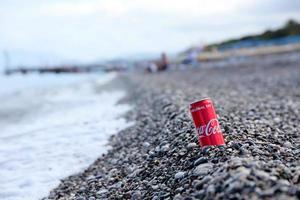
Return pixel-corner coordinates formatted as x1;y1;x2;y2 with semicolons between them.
205;19;300;51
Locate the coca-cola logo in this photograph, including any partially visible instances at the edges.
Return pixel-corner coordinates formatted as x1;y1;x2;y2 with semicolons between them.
196;118;222;138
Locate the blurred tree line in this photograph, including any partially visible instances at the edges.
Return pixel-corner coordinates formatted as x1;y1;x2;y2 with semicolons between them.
206;19;300;50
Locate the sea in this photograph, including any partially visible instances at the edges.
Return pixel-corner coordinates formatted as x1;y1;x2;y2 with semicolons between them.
0;72;132;200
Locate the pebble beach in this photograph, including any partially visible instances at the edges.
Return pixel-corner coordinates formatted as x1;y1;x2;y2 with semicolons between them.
46;53;300;200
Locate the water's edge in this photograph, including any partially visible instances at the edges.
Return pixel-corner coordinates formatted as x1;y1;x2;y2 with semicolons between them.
0;73;133;200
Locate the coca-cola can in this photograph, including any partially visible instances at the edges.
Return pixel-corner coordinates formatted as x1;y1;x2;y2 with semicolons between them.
189;98;225;147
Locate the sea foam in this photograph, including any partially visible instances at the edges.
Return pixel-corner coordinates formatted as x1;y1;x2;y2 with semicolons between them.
0;73;132;200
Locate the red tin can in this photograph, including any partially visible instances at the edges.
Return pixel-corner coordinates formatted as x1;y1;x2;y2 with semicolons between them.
189;98;225;147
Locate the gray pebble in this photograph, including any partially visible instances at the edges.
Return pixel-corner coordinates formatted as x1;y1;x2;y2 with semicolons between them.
175;171;186;180
194;157;208;166
283;141;292;148
193;163;213;176
187;142;198;149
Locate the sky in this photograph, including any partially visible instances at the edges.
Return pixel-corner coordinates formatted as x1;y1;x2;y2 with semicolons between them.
0;0;300;67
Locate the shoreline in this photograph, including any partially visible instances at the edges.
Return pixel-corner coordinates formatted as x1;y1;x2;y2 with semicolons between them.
47;53;300;200
0;73;131;200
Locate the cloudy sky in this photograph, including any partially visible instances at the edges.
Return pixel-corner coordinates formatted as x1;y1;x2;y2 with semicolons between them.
0;0;300;66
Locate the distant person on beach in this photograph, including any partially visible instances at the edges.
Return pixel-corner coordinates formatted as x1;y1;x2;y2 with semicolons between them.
159;52;168;71
146;53;169;73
